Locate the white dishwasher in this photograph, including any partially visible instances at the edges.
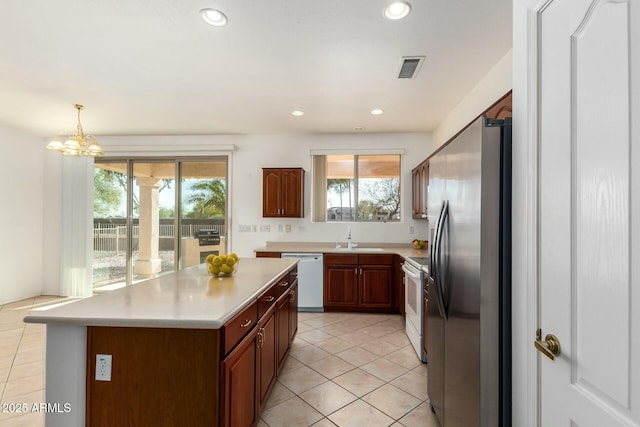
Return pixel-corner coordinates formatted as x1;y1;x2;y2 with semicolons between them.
281;253;324;312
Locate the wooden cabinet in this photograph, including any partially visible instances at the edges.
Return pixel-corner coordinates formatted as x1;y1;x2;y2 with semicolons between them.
86;264;298;427
222;327;259;427
324;254;359;307
257;304;277;410
324;254;394;311
262;168;304;218
256;252;281;258
275;290;291;370
359;263;393;308
412;160;428;219
288;280;298;344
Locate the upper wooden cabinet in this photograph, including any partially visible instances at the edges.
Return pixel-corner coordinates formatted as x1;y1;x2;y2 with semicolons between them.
262;168;304;218
411;160;428;219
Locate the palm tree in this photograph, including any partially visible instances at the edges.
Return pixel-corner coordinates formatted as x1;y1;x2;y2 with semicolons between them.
327;178;353;220
185;179;226;218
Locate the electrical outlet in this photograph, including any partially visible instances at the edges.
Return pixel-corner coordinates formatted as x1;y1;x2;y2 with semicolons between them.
409;226;415;234
285;224;291;233
95;354;112;381
278;225;283;232
260;225;270;232
251;225;257;232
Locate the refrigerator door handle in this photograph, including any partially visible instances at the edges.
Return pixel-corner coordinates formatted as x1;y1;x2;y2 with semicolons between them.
438;201;450;318
433;201;448;320
430;202;444;282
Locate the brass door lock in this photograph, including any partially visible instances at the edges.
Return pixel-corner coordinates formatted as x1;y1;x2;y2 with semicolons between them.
535;329;561;361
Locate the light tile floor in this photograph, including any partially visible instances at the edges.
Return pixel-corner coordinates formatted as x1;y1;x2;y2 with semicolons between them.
0;297;441;427
260;311;441;427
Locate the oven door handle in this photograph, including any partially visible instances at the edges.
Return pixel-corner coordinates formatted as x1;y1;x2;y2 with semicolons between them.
401;264;422;280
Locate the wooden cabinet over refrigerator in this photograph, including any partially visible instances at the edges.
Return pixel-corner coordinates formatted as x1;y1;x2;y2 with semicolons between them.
411;160;428;219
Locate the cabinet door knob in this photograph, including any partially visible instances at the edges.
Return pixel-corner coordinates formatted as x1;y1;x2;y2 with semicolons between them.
264;296;275;302
240;319;252;328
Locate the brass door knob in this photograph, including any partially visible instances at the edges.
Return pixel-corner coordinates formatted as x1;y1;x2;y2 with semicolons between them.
535;329;561;361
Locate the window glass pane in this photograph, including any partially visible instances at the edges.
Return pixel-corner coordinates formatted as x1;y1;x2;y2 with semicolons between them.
179;161;227;268
93;162;128;290
320;154;401;222
326;155;354;221
357;155;401;221
132;161;176;282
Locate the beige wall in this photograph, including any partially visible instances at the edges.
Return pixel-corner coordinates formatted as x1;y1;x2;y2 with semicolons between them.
0;124;47;304
430;49;513;155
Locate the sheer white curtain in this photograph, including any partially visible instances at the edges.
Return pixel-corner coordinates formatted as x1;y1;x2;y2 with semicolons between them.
311;155;327;222
60;156;94;297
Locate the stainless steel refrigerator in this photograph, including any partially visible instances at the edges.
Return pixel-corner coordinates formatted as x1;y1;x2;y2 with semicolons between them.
427;116;511;426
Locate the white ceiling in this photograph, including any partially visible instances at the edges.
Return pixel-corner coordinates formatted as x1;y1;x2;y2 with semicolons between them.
0;0;512;137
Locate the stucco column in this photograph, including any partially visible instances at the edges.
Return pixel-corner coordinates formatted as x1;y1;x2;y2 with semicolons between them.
134;177;162;277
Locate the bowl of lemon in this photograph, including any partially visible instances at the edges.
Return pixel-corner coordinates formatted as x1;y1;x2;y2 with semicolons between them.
206;253;239;277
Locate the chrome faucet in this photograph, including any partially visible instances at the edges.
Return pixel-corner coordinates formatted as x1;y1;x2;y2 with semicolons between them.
347;226;353;249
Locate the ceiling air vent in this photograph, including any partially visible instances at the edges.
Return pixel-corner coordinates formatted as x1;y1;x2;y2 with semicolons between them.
397;56;425;79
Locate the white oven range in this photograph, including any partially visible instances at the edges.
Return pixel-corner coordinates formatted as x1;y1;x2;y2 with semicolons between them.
402;256;428;362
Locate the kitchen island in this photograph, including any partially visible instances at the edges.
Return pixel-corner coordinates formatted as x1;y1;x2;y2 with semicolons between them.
24;257;298;427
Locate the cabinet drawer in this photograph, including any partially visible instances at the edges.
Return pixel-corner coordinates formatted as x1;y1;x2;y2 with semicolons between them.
274;273;291;298
359;254;395;265
257;284;279;319
324;253;358;265
222;300;258;355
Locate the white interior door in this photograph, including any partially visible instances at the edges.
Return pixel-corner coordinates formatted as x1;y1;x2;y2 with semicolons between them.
536;0;639;425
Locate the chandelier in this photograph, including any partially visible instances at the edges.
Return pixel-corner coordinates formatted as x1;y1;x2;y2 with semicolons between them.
46;104;104;157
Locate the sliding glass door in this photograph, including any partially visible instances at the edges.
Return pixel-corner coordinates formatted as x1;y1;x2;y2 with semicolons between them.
92;157;228;290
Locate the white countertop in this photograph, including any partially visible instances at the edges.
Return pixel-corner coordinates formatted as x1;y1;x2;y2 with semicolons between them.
24;258;297;329
254;241;429;260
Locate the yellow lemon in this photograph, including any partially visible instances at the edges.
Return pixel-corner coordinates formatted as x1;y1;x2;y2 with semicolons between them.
208;264;216;275
212;256;223;266
205;254;216;263
220;264;233;274
225;257;236;267
211;265;221;275
228;253;239;262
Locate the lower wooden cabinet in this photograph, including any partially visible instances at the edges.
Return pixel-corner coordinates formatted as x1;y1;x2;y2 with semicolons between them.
276;290;291;370
359;264;393;308
86;266;298;427
288;280;298;344
255;252;281;258
324;263;358;307
257;304;277;409
222;328;259;427
324;254;395;311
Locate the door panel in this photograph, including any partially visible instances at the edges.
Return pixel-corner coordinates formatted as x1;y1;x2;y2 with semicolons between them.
537;0;639;424
262;169;281;217
282;168;303;217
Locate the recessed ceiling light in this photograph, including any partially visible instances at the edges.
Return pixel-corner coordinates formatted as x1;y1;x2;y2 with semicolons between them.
291;110;305;116
370;109;384;115
384;2;411;20
201;9;228;26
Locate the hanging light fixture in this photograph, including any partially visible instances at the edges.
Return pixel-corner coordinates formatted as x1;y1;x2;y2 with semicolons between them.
46;104;104;157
